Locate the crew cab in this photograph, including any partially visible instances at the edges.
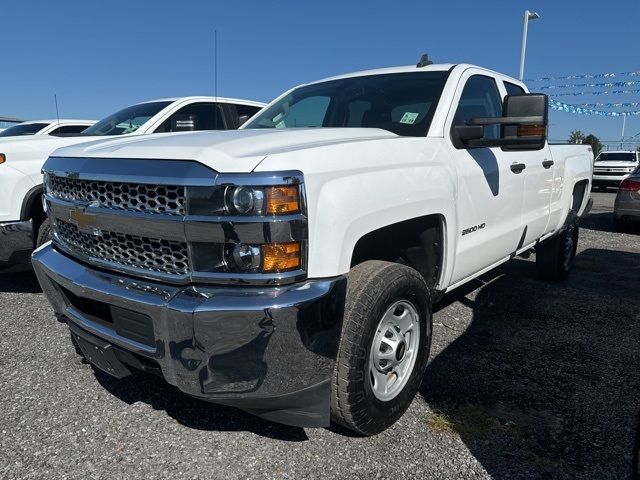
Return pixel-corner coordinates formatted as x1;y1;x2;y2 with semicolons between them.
0;119;96;138
0;96;265;269
33;60;593;435
592;150;640;190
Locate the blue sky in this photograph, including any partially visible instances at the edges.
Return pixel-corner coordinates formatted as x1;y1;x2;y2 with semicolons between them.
1;0;638;147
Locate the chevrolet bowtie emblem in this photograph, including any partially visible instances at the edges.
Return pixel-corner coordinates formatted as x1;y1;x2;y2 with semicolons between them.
69;207;100;234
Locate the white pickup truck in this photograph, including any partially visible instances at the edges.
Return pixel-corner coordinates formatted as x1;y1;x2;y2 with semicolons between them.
592;150;640;190
0;96;264;269
33;59;593;435
0;119;96;138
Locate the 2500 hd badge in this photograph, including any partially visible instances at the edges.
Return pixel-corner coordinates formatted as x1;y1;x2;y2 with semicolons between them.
462;223;486;236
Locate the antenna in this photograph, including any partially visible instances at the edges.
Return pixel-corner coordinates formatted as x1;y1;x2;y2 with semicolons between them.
214;29;218;129
416;54;433;68
54;94;61;127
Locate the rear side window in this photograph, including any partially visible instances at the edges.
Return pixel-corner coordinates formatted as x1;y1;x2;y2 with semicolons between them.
154;103;226;133
49;125;90;135
504;82;526;96
0;123;48;137
235;104;262;119
453;75;503;140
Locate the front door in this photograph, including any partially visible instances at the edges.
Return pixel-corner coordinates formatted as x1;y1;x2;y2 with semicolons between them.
446;71;526;284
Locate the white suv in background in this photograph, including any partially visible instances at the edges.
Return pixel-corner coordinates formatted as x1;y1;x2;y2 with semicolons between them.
0;96;265;270
593;150;640;190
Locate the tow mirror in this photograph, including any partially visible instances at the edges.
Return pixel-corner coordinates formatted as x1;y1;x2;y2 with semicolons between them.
453;93;548;151
171;114;198;132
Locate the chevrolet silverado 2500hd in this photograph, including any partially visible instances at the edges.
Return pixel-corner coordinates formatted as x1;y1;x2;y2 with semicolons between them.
0;96;265;269
33;61;593;435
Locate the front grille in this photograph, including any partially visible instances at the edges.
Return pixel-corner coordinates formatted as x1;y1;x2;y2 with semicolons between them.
47;176;186;216
594;170;628;176
55;219;190;277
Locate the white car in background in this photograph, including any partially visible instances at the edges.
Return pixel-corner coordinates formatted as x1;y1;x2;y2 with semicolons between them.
0;119;95;138
592;150;640;190
0;96;265;269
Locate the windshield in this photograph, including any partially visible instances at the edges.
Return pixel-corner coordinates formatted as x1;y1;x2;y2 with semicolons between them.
597;152;637;162
244;72;449;137
82;101;172;136
0;123;48;137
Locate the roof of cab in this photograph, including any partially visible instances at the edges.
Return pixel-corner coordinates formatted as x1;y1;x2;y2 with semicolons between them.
135;96;266;108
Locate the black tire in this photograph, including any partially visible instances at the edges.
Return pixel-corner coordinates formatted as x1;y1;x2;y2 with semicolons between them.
331;260;432;435
614;217;628;232
70;333;89;363
36;218;52;248
536;210;579;282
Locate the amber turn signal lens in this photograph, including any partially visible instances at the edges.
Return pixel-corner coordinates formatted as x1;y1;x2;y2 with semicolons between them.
265;186;300;215
262;242;301;272
517;125;546;137
0;154;5;164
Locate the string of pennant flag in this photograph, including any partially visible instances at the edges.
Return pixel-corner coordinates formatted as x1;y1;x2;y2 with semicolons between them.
527;70;640;82
548;89;640;98
549;99;640;117
539;80;640;90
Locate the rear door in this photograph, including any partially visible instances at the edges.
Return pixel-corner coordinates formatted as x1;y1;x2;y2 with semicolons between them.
500;81;554;244
446;70;526;284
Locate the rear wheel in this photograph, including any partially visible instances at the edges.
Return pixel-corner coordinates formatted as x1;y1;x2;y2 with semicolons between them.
331;261;432;435
536;210;579;282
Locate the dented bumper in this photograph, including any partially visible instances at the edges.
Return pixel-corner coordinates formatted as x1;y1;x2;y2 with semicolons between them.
32;244;345;428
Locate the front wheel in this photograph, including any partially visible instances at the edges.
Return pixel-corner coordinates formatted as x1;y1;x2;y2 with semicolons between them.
331;261;432;435
536;210;579;282
36;218;52;248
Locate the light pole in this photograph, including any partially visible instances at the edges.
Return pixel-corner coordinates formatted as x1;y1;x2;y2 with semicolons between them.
519;10;540;81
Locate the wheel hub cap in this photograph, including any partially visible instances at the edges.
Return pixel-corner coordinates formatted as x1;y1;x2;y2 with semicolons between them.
369;300;420;402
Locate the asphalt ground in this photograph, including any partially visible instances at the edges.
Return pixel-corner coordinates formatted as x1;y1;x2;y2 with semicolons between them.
1;191;638;479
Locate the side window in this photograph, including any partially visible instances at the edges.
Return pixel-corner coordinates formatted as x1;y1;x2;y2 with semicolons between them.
154;103;225;133
235;104;262;119
49;125;90;135
453;75;503;140
504;82;526;96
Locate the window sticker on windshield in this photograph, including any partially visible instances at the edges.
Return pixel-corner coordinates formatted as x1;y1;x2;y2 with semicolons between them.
399;112;419;124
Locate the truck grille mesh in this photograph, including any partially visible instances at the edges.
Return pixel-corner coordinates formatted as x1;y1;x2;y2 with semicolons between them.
47;176;186;216
54;219;190;277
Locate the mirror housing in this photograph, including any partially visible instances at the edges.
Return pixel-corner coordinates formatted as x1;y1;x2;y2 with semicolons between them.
237;114;251;127
452;93;548;151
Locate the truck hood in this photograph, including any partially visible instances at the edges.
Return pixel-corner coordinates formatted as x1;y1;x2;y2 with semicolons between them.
52;128;398;173
594;161;638;168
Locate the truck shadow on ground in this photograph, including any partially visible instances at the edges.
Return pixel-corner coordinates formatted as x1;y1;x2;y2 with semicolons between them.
421;248;640;479
0;270;42;293
93;369;310;442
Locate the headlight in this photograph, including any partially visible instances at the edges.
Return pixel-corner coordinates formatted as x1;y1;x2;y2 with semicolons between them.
0;153;5;164
223;185;300;216
222;241;302;273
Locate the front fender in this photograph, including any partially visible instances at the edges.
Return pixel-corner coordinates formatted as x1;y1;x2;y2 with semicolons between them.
255;137;457;281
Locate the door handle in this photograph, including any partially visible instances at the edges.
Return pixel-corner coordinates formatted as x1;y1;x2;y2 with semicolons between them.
542;159;554;169
510;163;526;174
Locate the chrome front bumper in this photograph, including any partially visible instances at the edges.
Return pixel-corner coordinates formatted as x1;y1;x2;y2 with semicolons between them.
0;220;33;267
33;244;346;428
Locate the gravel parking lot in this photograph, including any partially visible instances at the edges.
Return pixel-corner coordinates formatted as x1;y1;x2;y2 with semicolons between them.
1;191;638;480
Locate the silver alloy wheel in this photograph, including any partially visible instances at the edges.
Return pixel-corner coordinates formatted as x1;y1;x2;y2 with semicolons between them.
369;300;420;402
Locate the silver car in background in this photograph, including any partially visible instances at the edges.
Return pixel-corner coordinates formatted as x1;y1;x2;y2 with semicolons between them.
614;165;640;230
